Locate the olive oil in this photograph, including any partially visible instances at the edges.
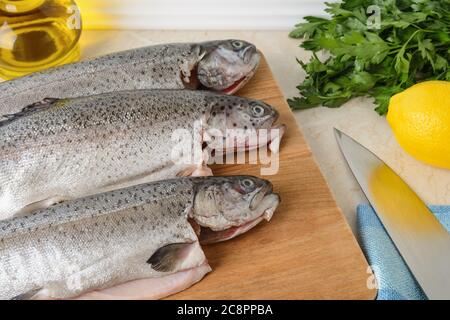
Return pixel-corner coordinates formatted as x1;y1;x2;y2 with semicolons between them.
0;0;82;80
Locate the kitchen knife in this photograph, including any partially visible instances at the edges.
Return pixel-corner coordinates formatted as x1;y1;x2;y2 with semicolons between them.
334;128;450;300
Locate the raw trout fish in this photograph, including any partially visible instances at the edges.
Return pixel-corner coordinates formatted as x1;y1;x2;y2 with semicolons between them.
0;90;286;220
0;176;280;300
0;40;260;116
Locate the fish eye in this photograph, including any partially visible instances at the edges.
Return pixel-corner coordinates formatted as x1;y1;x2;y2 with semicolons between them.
232;41;244;50
251;104;266;117
240;178;255;190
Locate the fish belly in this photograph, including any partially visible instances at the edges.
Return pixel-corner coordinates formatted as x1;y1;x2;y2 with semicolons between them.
0;182;201;299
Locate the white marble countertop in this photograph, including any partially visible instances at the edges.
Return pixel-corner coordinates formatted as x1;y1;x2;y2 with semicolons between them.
9;30;450;234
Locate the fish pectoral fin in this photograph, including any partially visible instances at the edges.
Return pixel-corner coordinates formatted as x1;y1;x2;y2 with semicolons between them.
147;242;194;272
23;97;61;111
16;196;70;217
11;288;43;300
177;165;213;177
1;98;62;127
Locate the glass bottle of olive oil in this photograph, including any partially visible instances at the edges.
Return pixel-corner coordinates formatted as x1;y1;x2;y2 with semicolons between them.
0;0;82;80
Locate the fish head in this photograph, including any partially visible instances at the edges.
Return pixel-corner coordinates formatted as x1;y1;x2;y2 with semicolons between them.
190;176;280;244
204;95;286;153
197;40;260;94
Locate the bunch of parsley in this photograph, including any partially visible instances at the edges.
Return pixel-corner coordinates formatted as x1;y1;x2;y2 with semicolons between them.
288;0;450;115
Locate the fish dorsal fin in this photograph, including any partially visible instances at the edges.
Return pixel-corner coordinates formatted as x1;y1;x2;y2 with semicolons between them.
0;98;61;127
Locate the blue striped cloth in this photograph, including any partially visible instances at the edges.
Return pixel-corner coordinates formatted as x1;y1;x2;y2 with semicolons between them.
357;204;450;300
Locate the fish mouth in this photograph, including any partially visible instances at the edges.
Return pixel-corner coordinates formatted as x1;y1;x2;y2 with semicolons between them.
234;123;287;154
204;123;286;156
185;67;254;94
220;69;256;95
198;215;268;244
219;50;260;95
268;124;287;154
192;193;280;245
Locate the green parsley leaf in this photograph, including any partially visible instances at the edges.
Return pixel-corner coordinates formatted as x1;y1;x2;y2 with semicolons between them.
289;0;450;115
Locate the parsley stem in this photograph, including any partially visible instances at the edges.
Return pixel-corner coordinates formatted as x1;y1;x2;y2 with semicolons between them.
389;41;450;54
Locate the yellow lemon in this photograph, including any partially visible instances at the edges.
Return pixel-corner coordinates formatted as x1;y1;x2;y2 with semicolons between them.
387;80;450;169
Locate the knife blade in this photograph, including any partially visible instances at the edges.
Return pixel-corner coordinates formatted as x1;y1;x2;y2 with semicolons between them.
334;128;450;300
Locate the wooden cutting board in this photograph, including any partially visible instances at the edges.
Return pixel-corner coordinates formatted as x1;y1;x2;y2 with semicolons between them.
0;54;374;299
171;57;376;300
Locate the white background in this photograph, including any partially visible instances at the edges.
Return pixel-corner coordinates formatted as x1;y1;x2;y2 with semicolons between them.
79;0;333;29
